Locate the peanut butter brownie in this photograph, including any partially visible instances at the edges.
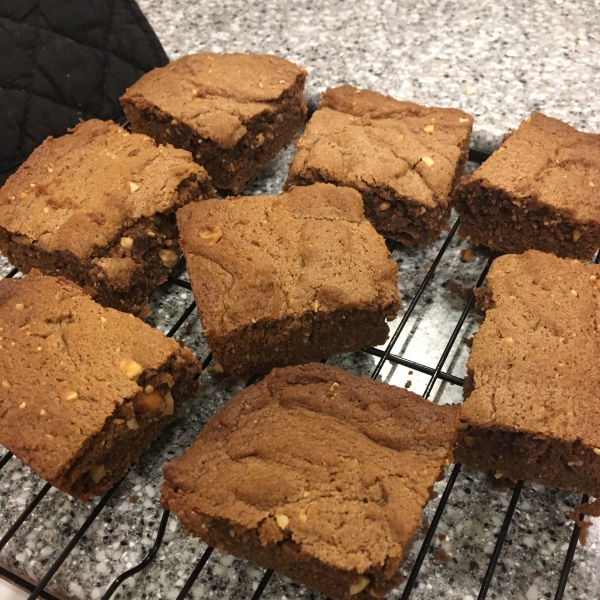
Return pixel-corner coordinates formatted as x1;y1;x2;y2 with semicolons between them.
162;363;459;600
0;119;214;316
456;250;600;495
285;86;473;245
454;113;600;259
121;53;307;193
177;183;401;376
0;271;200;501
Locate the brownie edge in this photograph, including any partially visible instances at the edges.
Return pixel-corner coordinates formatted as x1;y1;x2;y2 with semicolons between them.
121;52;308;193
0;271;200;501
456;250;600;496
162;363;459;600
177;183;401;376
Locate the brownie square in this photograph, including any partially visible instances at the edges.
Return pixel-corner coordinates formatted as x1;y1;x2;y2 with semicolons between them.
121;52;307;193
177;183;401;376
0;119;214;316
162;363;459;600
454;113;600;259
456;250;600;495
0;271;200;501
285;86;473;245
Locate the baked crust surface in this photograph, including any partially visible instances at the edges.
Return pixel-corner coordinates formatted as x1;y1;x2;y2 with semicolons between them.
177;182;401;375
0;271;199;500
286;86;473;245
162;363;459;600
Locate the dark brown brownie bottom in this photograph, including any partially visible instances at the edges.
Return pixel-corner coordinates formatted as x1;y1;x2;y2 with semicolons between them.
177;512;405;600
456;426;600;497
286;174;451;245
286;144;468;246
455;180;600;259
363;192;450;246
210;307;393;377
61;355;199;501
0;176;211;316
123;89;306;194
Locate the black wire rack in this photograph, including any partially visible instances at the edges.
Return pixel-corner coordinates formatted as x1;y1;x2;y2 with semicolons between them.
0;146;594;600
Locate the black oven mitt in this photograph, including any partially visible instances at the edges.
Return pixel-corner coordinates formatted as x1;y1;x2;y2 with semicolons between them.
0;0;168;184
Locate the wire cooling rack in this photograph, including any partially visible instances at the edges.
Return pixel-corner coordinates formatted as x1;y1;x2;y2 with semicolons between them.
0;146;596;600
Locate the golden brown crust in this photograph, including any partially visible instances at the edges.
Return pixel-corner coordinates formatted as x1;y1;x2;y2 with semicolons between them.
122;53;307;148
458;250;600;494
177;183;401;374
470;113;600;219
455;113;600;259
0;271;200;499
0;119;212;259
162;363;459;600
462;250;600;443
285;86;473;244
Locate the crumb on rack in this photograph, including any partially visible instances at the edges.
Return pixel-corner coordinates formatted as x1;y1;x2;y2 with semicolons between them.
460;248;473;262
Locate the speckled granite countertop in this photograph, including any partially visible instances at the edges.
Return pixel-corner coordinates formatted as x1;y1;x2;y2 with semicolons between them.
1;1;600;599
138;0;600;153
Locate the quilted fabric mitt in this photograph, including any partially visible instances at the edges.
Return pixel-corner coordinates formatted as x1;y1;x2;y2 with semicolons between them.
0;0;168;184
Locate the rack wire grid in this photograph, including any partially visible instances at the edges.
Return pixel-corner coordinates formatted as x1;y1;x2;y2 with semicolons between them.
0;145;597;600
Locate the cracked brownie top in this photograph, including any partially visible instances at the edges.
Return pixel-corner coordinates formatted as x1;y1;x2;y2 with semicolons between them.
121;53;307;149
0;119;210;259
466;113;600;222
287;86;473;209
0;271;197;482
176;182;400;337
464;250;600;446
162;363;459;574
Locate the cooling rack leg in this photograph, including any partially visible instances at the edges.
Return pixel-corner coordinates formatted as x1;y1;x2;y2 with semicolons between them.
400;463;462;599
554;494;588;600
0;483;52;553
100;510;171;600
249;569;273;600
0;451;13;471
167;302;197;338
175;547;214;600
27;484;121;600
476;480;524;600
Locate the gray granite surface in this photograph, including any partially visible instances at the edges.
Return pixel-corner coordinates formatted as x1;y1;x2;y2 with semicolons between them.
137;0;600;153
2;1;600;599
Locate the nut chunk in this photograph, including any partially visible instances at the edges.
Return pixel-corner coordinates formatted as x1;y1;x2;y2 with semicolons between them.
162;363;460;600
0;119;214;316
457;251;600;496
286;86;473;245
454;113;600;259
121;53;308;193
0;271;200;501
177;183;401;376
